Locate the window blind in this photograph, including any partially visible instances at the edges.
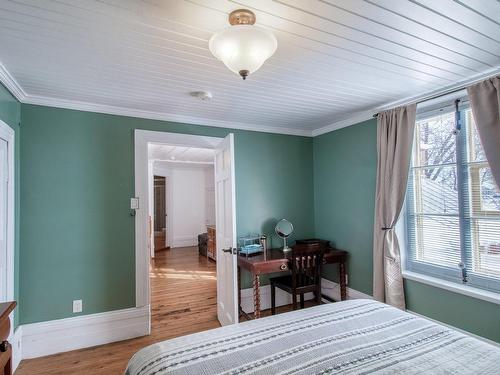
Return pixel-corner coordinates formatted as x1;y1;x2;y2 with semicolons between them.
465;110;500;283
406;98;500;293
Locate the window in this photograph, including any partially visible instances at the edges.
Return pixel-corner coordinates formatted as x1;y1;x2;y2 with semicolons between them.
405;97;500;293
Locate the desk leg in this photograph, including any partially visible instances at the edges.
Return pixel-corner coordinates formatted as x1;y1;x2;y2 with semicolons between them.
253;274;261;319
237;267;252;321
238;266;241;312
339;262;347;301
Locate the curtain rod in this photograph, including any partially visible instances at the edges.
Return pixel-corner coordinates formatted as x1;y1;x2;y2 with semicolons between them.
372;70;500;118
372;86;466;118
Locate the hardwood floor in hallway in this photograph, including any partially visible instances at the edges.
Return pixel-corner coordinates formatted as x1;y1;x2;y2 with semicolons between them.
16;247;220;375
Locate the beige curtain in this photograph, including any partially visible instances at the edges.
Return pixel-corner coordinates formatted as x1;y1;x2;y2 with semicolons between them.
467;76;500;189
373;104;416;310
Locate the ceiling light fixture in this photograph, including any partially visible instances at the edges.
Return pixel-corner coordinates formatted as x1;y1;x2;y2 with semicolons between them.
209;9;277;80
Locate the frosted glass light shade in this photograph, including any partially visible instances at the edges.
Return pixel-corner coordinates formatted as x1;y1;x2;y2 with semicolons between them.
209;25;277;79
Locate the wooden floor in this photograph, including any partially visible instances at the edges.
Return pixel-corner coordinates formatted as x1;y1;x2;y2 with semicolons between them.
16;247;304;374
17;247;220;375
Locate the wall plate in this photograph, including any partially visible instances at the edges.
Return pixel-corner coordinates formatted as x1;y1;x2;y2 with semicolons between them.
130;197;139;210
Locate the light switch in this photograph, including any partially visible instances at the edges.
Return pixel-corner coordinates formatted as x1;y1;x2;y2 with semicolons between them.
130;197;139;209
73;299;83;313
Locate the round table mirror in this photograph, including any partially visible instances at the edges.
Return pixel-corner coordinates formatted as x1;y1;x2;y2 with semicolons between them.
275;219;294;253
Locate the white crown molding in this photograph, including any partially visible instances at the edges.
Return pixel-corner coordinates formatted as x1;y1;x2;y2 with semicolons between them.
0;61;311;137
312;65;500;137
21;305;150;359
22;94;313;137
311;110;375;137
0;63;26;102
3;61;500;138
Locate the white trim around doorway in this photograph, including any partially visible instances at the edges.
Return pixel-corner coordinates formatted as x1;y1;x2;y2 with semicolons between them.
0;119;15;364
0;120;15;305
134;130;223;316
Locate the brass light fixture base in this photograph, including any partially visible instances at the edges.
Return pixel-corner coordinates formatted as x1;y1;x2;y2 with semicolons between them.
229;9;256;25
238;70;249;80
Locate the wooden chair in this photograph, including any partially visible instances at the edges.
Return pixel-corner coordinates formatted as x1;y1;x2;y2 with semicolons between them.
270;243;326;315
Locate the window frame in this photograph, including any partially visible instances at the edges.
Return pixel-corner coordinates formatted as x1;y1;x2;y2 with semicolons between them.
403;97;500;296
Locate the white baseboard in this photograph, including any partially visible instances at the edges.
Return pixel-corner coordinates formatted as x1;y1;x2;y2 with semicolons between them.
240;285;315;313
11;326;22;372
21;305;150;359
15;279;370;362
172;235;197;248
320;278;373;301
240;278;372;313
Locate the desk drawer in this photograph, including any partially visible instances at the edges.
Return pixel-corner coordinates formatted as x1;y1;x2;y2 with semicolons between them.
253;261;288;274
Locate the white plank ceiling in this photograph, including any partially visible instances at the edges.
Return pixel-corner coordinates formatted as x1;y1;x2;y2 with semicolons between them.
0;0;499;135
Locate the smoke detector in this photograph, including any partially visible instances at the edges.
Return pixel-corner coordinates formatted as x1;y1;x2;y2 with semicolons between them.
190;91;213;101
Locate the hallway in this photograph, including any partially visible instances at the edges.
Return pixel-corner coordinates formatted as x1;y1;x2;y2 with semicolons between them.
150;247;219;336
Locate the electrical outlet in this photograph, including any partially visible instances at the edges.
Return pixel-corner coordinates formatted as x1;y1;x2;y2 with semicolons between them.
73;299;83;313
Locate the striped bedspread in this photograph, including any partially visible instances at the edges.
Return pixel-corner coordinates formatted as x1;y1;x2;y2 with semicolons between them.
125;299;500;374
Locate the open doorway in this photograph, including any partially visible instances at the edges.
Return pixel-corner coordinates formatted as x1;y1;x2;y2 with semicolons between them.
153;175;167;252
135;130;238;335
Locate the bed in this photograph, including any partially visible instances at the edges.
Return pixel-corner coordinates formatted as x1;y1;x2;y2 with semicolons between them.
125;299;500;374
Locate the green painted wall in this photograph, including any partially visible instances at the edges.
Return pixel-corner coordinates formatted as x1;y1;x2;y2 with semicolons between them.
313;120;377;295
12;93;500;341
404;280;500;342
313;118;500;343
0;83;21;327
19;104;314;324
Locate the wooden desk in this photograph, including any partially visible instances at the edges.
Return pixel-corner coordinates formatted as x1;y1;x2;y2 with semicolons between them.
237;248;347;319
0;301;16;375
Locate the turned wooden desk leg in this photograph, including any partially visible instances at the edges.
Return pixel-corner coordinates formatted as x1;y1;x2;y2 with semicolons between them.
253;274;261;319
339;261;347;301
238;266;241;311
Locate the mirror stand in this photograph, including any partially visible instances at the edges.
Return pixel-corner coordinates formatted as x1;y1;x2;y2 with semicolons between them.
282;237;291;253
275;219;294;254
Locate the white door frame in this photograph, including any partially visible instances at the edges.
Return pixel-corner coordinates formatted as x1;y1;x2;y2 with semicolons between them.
134;130;228;313
164;176;172;249
150;165;172;252
0;120;15;305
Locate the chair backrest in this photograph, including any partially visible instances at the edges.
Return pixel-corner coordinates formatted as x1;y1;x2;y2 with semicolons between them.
290;243;326;288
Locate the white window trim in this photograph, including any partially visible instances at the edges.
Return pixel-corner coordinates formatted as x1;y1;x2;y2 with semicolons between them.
399;159;500;306
401;96;500;304
402;270;500;306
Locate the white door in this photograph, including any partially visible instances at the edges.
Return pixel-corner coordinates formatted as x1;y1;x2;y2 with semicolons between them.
215;134;238;326
0;138;8;302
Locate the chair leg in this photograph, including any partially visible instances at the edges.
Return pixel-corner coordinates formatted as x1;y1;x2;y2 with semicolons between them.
300;293;305;309
271;282;276;315
292;293;298;310
316;284;322;304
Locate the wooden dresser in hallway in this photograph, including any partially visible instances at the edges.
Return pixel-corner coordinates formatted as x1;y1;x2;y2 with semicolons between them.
206;225;216;261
